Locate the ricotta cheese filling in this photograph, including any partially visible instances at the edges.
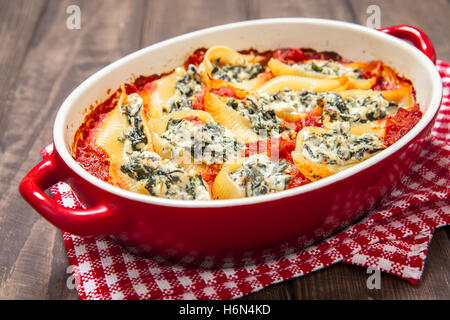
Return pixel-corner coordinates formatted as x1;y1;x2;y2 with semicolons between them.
301;123;384;166
230;154;292;197
118;93;148;154
211;58;265;82
226;97;287;138
160;118;244;165
291;59;364;78
254;89;323;115
324;92;396;123
119;151;210;200
166;64;203;113
251;89;395;124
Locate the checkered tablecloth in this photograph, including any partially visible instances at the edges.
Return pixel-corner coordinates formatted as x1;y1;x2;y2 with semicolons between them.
42;61;450;300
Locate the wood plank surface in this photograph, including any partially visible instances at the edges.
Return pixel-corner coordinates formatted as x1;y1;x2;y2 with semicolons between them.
0;0;448;300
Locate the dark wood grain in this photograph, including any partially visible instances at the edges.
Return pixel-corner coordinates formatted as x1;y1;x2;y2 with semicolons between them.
0;0;448;300
243;228;450;300
0;0;47;146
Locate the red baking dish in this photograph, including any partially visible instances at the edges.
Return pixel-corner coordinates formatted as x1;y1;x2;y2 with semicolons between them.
19;19;442;266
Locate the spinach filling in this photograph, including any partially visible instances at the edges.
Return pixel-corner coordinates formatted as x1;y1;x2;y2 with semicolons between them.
118;94;148;151
230;154;292;197
227;97;286;137
120;156;182;196
323;92;397;123
169;64;203;112
253;90;324;115
291;59;365;79
161;119;244;165
119;152;209;200
211;58;265;82
302;124;384;165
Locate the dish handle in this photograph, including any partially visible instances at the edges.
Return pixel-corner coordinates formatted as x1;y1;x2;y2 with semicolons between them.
19;150;123;236
378;25;436;64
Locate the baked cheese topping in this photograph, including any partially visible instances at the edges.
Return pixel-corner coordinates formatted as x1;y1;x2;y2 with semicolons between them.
160;118;244;165
211;58;265;82
230;154;292;197
301;123;384;166
291;59;363;78
120;151;210;200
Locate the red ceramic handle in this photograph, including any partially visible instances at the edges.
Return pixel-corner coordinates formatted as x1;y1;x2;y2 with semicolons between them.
19;152;122;236
378;25;436;64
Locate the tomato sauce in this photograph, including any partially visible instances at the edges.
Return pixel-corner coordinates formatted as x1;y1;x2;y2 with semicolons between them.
243;138;295;162
73;95;118;181
286;164;310;189
384;105;422;146
184;48;207;68
201;165;221;191
191;91;206;110
271;48;344;64
182;115;202;124
210;87;237;98
192;86;240;111
272;48;306;64
134;74;162;91
284;107;323;132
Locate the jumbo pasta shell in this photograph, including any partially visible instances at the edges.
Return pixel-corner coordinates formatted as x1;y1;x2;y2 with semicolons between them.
203;92;259;143
257;75;346;94
212;162;245;199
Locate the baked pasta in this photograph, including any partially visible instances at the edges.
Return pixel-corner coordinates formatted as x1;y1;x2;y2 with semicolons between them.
73;46;422;200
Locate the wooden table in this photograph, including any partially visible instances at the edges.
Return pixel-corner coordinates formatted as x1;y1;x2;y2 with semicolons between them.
0;0;448;300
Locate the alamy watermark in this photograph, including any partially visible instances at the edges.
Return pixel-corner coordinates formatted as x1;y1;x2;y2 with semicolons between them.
66;5;81;30
366;267;381;289
66;265;81;290
366;5;381;29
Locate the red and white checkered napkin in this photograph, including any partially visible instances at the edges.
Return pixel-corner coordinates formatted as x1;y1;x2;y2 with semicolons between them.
43;61;450;300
